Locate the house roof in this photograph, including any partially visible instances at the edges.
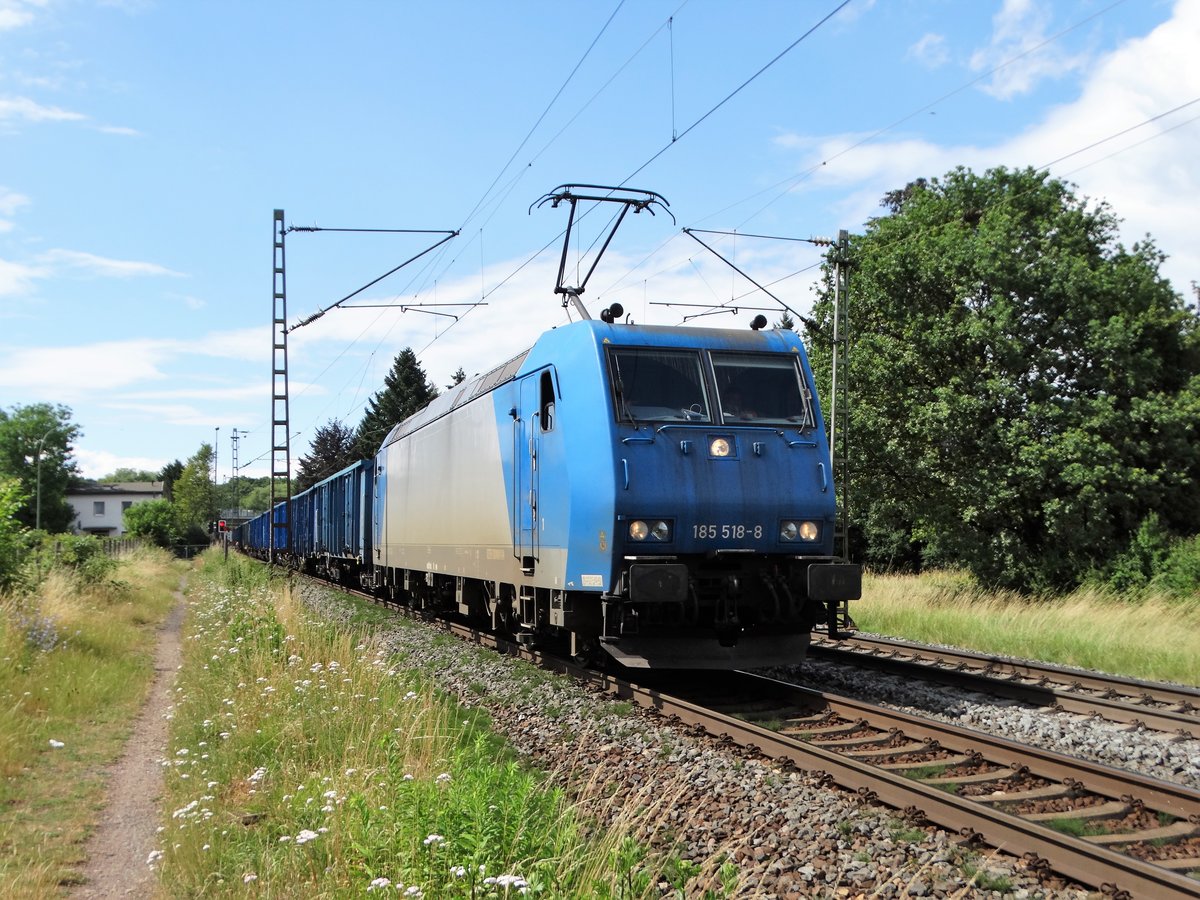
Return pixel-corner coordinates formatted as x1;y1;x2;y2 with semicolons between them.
68;481;164;496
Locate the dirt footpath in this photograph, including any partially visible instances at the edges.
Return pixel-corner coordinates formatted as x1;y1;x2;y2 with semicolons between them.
73;586;185;898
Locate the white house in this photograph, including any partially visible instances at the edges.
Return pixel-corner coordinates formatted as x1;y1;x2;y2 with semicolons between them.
67;482;164;537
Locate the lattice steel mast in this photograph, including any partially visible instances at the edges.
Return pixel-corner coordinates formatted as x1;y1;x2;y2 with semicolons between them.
828;229;851;562
270;210;291;560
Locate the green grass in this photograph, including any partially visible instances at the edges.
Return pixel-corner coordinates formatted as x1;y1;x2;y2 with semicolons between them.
851;570;1200;685
1041;816;1111;838
0;547;182;897
160;552;743;897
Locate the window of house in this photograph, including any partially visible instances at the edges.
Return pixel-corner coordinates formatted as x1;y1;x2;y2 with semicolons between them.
122;501;133;511
93;501;106;516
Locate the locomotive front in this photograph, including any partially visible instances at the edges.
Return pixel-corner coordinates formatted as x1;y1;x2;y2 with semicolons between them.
592;324;860;668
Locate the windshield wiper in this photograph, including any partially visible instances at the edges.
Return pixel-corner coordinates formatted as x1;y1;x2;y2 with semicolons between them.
611;355;639;427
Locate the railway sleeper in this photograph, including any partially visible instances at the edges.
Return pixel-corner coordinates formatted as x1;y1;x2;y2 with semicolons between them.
974;784;1075;804
880;753;974;771
1085;820;1200;846
1024;799;1132;823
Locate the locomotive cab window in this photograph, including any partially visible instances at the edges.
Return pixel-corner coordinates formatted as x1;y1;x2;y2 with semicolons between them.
539;370;555;432
712;352;815;427
609;348;711;423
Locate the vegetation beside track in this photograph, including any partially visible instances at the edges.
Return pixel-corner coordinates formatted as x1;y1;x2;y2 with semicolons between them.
852;570;1200;686
0;546;181;896
161;552;740;898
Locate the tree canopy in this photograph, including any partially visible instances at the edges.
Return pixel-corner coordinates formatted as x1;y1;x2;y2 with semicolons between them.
0;403;81;532
295;419;358;493
172;444;216;539
98;467;160;483
122;498;180;548
353;348;438;458
809;165;1200;593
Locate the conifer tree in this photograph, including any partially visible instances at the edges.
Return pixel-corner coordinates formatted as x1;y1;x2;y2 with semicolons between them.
354;348;438;458
295;419;359;492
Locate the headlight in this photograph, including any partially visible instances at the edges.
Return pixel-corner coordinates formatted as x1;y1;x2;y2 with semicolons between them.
780;520;820;542
710;437;732;457
650;520;671;541
629;520;649;541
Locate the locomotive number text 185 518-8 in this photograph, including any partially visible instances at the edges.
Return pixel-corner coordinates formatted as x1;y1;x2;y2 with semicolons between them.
692;524;763;540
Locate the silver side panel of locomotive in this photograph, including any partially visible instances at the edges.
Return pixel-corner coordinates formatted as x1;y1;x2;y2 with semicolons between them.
374;384;568;587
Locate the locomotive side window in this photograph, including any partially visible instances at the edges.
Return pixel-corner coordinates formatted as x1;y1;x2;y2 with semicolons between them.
711;352;815;427
609;348;711;423
539;370;555;432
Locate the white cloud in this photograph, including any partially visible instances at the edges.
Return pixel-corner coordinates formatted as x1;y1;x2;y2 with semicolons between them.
0;95;87;123
773;0;1199;294
0;256;44;296
74;447;168;480
969;0;1089;100
96;124;142;137
0;0;44;32
0;339;175;396
907;33;949;69
0;186;30;218
37;249;184;278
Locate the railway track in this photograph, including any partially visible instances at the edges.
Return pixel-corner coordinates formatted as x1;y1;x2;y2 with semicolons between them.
809;633;1200;739
307;576;1200;897
623;668;1200;899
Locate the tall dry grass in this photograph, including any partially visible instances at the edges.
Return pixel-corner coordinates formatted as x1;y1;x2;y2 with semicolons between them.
853;570;1200;685
0;546;182;896
161;551;749;898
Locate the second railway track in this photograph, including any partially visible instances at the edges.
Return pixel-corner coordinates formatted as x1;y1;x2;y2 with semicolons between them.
621;668;1200;898
808;633;1200;739
304;574;1200;897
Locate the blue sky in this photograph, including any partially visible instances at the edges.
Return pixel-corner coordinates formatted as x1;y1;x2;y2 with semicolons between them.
1;0;1196;482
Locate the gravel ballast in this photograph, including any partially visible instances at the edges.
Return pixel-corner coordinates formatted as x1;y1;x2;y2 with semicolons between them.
775;658;1200;792
297;581;1102;899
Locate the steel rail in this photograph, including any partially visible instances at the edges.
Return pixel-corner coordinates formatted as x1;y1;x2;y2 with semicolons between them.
810;635;1200;739
305;579;1200;897
628;671;1200;899
721;671;1200;821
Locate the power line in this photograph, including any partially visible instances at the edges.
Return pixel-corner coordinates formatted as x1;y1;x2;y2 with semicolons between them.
620;0;853;186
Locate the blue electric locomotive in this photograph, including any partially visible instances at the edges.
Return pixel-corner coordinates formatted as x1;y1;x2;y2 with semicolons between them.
368;317;857;667
236;318;860;668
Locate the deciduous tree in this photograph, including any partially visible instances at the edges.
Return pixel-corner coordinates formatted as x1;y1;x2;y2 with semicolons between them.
809;166;1200;592
172;444;216;535
0;403;81;532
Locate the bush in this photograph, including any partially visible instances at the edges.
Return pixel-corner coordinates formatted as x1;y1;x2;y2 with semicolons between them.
1106;514;1173;593
1152;534;1200;600
29;534;118;586
0;478;29;591
122;498;179;548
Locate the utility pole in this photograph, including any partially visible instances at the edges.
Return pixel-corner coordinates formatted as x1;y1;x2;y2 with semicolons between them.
35;427;58;531
230;428;248;516
828;229;851;563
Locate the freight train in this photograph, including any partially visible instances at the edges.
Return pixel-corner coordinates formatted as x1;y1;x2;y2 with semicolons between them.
235;316;860;668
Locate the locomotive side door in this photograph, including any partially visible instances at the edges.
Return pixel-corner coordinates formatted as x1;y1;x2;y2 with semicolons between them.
512;375;540;573
373;460;386;565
